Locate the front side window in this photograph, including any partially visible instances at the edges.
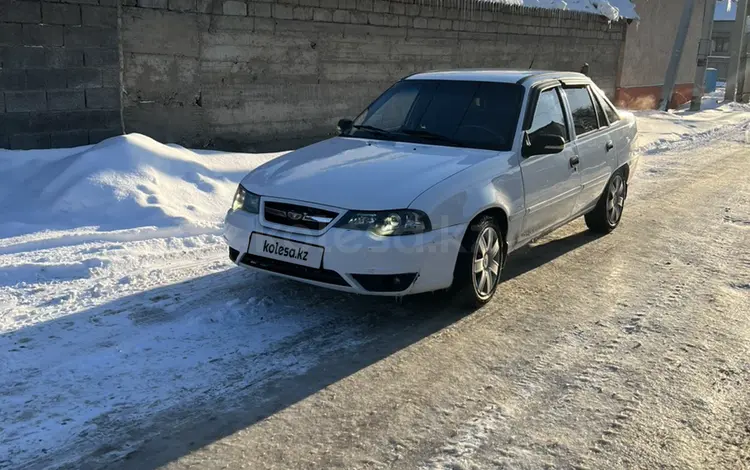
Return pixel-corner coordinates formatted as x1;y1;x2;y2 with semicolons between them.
564;87;599;136
346;80;525;151
528;88;568;142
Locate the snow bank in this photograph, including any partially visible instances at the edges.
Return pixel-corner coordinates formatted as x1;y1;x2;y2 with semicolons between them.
633;99;750;150
0;134;281;239
482;0;638;20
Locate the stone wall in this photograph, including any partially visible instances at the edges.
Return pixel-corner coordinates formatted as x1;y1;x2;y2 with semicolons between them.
2;0;627;150
0;0;122;149
121;0;626;149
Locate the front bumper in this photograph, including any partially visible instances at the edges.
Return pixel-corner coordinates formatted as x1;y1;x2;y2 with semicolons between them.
223;210;466;296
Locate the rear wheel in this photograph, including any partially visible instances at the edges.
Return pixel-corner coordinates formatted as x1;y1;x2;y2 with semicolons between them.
585;170;627;234
451;216;504;308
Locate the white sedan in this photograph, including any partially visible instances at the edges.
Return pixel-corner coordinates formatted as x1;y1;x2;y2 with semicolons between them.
224;70;638;306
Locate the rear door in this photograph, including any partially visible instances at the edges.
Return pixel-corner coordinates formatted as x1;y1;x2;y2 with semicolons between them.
519;85;582;241
591;86;632;176
562;85;618;213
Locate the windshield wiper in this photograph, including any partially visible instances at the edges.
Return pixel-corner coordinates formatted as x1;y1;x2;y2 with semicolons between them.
399;129;460;145
351;125;393;136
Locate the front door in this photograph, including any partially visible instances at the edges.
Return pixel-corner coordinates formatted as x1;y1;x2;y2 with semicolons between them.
519;86;582;242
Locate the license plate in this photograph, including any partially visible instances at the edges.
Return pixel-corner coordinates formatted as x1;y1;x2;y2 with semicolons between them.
248;233;324;269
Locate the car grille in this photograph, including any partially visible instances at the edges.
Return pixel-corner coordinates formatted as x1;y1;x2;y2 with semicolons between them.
239;254;349;287
263;201;338;231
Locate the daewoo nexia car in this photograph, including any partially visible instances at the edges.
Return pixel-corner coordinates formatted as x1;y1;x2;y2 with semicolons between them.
224;70;638;306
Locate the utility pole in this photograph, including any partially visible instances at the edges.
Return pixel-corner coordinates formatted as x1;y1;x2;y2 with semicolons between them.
725;0;749;101
738;38;748;100
660;0;697;111
691;0;718;111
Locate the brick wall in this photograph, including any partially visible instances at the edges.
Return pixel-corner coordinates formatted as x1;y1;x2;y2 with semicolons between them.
0;0;122;149
121;0;625;150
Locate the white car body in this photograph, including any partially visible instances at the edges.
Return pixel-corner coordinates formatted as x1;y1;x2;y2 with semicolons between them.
224;70;638;298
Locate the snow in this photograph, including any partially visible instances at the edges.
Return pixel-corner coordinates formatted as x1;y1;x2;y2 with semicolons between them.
0;134;281;239
633;87;750;150
1;100;749;469
480;0;638;20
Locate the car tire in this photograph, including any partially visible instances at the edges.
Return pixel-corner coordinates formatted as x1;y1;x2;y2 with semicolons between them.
451;216;505;308
585;170;627;234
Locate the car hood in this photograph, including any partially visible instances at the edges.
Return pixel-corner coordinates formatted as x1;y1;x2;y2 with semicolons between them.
241;137;496;210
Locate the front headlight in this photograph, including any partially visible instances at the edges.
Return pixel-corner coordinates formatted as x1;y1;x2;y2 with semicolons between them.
335;209;431;236
231;184;260;214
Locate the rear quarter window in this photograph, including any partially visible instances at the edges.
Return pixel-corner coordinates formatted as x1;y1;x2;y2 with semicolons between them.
591;86;620;124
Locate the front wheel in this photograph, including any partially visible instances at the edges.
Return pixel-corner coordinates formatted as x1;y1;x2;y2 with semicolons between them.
585;171;627;234
451;216;505;308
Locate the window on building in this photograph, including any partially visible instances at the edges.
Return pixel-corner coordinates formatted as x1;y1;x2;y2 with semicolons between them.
713;36;730;54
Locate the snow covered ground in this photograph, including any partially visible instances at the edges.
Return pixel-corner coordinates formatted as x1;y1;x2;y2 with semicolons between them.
1;99;749;469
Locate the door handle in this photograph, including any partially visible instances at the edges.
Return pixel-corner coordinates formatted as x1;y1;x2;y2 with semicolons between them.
569;156;580;168
606;141;615;151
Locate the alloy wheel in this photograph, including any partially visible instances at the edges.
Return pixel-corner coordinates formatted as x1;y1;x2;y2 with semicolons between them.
606;175;625;226
472;226;501;300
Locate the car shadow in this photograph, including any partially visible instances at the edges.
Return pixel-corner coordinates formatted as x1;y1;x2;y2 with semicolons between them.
3;229;600;470
502;227;602;282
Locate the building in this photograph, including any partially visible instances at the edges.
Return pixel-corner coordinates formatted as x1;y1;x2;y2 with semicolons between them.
614;0;709;109
708;0;750;82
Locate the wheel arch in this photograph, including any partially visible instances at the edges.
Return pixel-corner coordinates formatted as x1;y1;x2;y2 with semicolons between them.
464;205;510;262
619;162;630;182
470;206;509;240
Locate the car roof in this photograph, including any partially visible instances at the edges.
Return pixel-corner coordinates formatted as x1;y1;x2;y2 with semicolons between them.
405;69;590;85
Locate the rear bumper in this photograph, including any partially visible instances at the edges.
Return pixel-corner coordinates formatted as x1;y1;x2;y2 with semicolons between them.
223;210;466;296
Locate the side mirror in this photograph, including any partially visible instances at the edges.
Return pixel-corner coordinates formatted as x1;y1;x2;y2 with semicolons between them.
337;118;353;134
523;133;565;158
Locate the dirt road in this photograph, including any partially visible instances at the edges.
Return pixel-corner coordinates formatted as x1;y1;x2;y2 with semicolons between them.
53;136;749;470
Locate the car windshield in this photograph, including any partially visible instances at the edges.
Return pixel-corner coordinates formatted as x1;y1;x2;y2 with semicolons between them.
342;80;525;151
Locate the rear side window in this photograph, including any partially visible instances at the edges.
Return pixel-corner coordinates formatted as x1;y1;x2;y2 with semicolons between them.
528;88;569;142
564;87;598;136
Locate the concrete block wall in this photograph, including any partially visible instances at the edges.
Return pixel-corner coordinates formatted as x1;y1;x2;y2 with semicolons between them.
0;0;122;149
121;0;625;149
616;0;706;109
